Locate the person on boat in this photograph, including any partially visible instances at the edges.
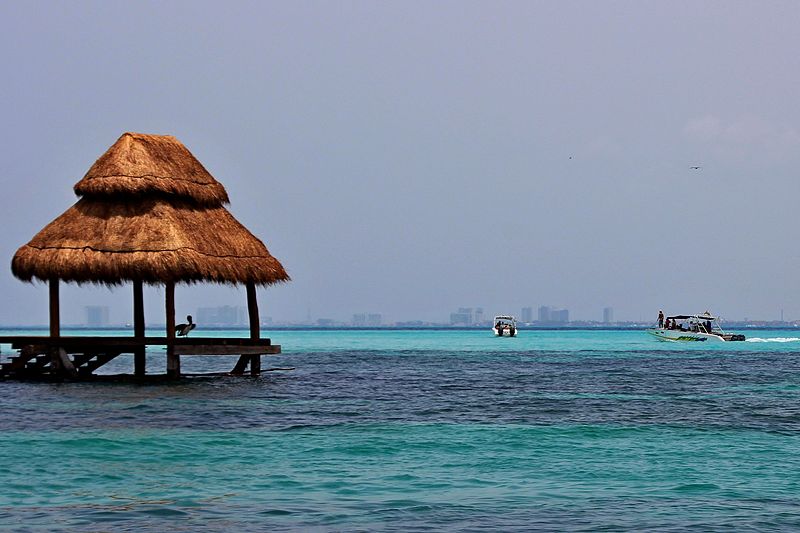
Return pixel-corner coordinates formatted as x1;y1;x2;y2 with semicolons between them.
664;318;671;330
657;310;664;329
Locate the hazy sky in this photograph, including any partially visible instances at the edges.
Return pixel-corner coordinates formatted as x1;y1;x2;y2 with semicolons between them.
1;1;799;325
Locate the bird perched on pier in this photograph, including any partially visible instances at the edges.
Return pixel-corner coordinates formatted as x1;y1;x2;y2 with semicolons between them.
176;315;196;336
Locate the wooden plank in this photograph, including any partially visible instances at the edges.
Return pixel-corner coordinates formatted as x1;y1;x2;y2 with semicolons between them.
24;354;51;373
171;337;272;346
71;352;97;368
1;336;273;348
0;349;38;377
173;345;281;356
79;351;121;375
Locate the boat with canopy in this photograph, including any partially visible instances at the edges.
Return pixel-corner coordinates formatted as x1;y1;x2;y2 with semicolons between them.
493;316;518;337
647;312;745;342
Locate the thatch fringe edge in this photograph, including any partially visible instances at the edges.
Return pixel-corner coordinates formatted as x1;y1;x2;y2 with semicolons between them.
12;246;291;286
23;244;279;260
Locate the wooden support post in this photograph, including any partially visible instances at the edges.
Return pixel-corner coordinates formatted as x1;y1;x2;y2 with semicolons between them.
248;281;261;375
247;281;260;339
230;354;250;375
133;280;145;337
49;278;60;338
48;279;68;377
165;281;180;378
133;280;146;377
232;281;261;375
49;347;77;378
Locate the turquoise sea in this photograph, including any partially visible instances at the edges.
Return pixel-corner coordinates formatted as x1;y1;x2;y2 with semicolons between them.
1;328;800;531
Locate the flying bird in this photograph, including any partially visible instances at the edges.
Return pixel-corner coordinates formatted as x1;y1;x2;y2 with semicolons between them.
689;165;702;170
176;315;196;336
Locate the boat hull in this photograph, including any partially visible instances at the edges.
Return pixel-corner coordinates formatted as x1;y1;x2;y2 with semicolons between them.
493;327;517;337
648;329;714;342
647;328;745;342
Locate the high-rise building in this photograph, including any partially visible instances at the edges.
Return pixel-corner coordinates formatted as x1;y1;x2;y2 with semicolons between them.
603;307;614;323
85;306;109;327
353;313;382;326
521;307;533;322
538;306;551;322
551;309;569;323
539;306;569;324
450;307;474;325
197;305;246;326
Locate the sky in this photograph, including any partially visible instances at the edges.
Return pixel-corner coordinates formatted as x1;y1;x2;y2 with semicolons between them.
1;1;799;325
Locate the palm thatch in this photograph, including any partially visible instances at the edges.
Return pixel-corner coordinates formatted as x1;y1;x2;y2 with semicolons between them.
12;133;289;286
74;132;229;206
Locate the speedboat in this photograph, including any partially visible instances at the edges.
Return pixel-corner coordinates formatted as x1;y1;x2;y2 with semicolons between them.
647;312;745;342
493;316;517;337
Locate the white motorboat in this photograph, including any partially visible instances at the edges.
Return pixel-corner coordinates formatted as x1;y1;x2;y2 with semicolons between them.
493;315;517;337
647;312;745;342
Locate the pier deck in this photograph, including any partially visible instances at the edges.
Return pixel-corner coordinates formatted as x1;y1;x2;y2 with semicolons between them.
0;336;280;380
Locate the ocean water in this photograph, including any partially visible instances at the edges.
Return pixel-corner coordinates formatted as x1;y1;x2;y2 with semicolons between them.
1;328;800;531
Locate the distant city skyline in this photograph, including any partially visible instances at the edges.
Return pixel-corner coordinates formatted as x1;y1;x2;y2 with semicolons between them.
7;300;797;328
56;302;796;329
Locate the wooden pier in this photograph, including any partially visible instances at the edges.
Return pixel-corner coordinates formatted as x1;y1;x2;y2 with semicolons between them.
0;336;280;381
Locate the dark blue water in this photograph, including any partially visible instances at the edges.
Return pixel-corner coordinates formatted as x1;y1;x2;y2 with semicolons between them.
1;329;799;531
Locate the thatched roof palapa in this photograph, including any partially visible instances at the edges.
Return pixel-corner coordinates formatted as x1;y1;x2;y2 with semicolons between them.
12;132;289;286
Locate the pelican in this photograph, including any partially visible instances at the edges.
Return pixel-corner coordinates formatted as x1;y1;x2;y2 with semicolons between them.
176;315;196;336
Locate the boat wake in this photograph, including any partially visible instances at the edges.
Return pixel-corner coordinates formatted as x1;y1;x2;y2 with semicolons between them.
746;337;800;343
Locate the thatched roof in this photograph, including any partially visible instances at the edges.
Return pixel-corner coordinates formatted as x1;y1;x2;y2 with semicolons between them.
74;132;229;206
12;133;289;286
